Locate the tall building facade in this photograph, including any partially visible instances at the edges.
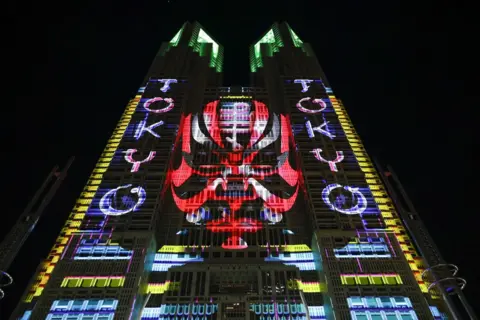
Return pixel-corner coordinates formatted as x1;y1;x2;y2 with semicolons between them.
10;21;465;320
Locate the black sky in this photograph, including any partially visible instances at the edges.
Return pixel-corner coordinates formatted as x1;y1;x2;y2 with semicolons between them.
5;0;479;317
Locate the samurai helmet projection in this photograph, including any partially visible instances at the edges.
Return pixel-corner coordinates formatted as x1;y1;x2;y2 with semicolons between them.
168;100;301;249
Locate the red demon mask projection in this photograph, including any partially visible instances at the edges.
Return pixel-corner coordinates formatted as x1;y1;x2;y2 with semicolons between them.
168;100;301;249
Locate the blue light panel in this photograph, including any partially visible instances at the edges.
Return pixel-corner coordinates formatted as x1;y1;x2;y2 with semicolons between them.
334;243;390;258
50;299;118;312
142;304;218;319
73;246;133;260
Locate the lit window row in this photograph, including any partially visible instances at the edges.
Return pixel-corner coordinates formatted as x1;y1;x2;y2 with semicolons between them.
74;246;132;260
20;310;31;320
158;245;209;253
347;296;412;309
60;276;125;288
328;95;427;293
79;239;119;246
350;310;417;320
154;253;203;262
283;262;316;271
152;253;204;271
46;313;114;320
146;282;180;294
50;299;118;312
308;306;326;318
261;244;312;253
265;252;314;262
141;304;218;317
354;237;385;244
152;263;186;272
291;280;324;293
256;317;309;320
265;252;316;270
142;317;210;320
341;274;403;286
429;306;448;319
334;244;390;258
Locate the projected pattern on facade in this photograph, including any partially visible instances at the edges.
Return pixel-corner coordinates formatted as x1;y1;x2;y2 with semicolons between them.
168;99;300;249
12;22;456;320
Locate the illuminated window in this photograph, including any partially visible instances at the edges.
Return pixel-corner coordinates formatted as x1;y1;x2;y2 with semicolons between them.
334;243;390;258
354;313;368;320
110;277;123;288
344;276;356;285
86;299;100;311
51;299;70;310
349;297;364;307
341;274;403;286
74;245;132;260
251;28;284;72
385;313;397;320
71;300;84;311
370;312;383;320
357;276;369;285
370;275;383;285
364;297;378;308
95;278;107;287
82;278;94;287
392;297;411;308
380;297;393;308
66;278;80;288
19;311;31;320
46;314;114;320
99;299;117;310
351;310;418;320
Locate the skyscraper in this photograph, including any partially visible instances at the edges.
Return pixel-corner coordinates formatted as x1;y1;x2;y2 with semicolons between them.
9;21;473;320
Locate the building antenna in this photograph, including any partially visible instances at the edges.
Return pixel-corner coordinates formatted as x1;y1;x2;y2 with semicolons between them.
0;157;75;300
374;159;477;320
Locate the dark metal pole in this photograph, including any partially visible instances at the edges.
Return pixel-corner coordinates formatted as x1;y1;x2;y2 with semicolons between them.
374;159;477;319
0;157;74;300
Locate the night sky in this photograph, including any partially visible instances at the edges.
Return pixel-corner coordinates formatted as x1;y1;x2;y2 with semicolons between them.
5;0;478;317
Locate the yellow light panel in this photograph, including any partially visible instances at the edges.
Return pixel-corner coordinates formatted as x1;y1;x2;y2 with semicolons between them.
25;96;140;302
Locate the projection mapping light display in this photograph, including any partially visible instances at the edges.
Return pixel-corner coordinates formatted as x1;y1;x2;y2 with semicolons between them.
168;99;301;249
124;149;156;172
310;148;344;172
100;184;147;216
143;97;174;114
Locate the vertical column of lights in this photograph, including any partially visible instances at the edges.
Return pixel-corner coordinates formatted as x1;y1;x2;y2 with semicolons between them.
24;95;141;303
327;94;429;293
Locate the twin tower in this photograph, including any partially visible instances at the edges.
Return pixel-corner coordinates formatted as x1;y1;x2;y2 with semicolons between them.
9;21;465;320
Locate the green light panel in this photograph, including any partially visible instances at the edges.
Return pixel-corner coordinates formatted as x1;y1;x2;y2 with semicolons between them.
288;26;303;47
169;24;184;47
250;27;283;72
197;29;220;69
189;26;223;72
